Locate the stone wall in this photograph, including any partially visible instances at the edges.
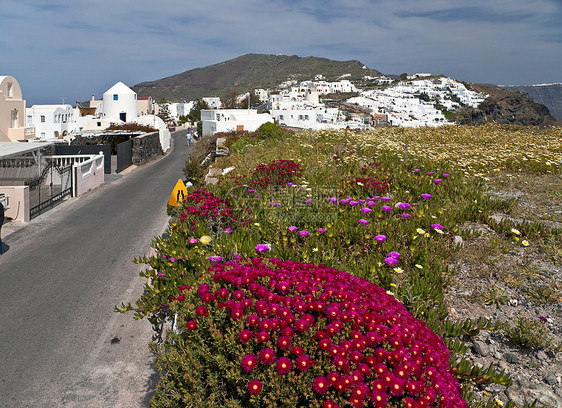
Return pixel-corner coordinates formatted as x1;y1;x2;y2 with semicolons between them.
132;132;163;165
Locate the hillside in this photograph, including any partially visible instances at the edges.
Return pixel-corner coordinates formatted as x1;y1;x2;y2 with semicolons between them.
132;53;382;102
500;83;562;120
453;83;562;127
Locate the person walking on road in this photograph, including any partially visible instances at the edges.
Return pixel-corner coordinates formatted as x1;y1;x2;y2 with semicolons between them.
186;132;192;146
0;201;4;255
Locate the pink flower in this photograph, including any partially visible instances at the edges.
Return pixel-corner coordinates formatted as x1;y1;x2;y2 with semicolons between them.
421;193;432;200
312;376;329;394
255;244;270;254
189;238;198;244
296;355;312;371
431;223;444;230
241;354;258;372
298;230;309;237
317;228;326;233
401;213;410;219
238;329;253;343
288;226;297;232
185;320;197;331
433;178;442;184
382;206;392;212
259;347;276;364
360;208;372;214
388;251;401;259
374;235;387;242
248;379;262;395
276;357;292;375
384;257;398;266
358;219;369;225
398;202;411;210
277;335;292;350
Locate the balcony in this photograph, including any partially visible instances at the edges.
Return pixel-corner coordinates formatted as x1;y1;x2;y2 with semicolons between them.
7;126;35;141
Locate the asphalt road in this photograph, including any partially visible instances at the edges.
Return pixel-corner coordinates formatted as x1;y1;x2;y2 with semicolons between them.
0;130;190;407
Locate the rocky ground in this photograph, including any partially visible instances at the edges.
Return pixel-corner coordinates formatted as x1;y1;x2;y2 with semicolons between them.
445;174;562;407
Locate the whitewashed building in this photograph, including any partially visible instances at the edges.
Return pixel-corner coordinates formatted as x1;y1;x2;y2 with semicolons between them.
102;82;138;122
201;109;273;136
0;75;35;142
26;104;75;140
132;115;171;152
202;97;222;109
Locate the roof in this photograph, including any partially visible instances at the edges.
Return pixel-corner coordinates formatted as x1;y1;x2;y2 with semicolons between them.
0;142;54;160
137;96;150;100
103;81;136;95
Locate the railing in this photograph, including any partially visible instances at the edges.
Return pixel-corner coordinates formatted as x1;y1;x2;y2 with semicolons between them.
71;153;105;197
46;154;99;168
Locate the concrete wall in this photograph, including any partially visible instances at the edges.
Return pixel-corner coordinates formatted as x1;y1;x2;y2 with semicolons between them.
0;186;30;222
0;76;30;142
74;155;104;197
132;132;162;165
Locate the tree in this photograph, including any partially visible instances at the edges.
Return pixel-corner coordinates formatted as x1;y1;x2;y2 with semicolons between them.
222;88;238;108
187;99;210;123
400;73;408;81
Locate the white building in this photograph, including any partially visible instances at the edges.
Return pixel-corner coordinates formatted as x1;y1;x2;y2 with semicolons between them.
202;97;222;109
26;104;75;140
168;102;194;120
132;115;171;152
102;82;138;122
201;109;273;136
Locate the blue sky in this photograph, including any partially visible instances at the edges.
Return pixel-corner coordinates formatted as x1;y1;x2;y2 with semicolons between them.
1;0;561;105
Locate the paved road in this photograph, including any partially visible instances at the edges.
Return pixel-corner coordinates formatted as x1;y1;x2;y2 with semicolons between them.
0;130;190;407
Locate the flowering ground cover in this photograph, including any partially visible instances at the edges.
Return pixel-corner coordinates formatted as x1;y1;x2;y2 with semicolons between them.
118;124;561;408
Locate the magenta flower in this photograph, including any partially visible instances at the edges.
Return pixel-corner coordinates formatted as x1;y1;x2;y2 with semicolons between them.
382;206;392;212
367;201;376;207
189;238;198;244
340;199;349;205
296;355;312;371
414;168;421;172
358;219;369;225
317;227;326;233
248;379;262;395
381;197;391;202
401;213;410;219
349;200;359;206
328;197;337;203
428;171;435;175
433;179;442;184
255;244;270;254
431;223;444;230
276;357;292;375
223;228;232;234
185;320;197;331
238;329;253;343
442;173;450;177
421;193;432;200
288;226;297;232
207;255;224;263
388;251;400;259
312;376;329;394
398;202;411;210
384;257;398;266
374;235;387;242
259;347;276;364
241;353;258;372
360;207;372;214
299;230;309;237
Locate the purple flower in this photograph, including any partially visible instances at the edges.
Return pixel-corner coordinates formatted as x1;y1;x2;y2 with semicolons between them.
398;202;411;210
287;182;295;186
421;193;432;200
288;226;297;232
170;257;176;262
372;196;381;201
367;201;376;207
224;228;232;234
299;230;309;237
247;189;255;193
317;228;326;233
255;244;270;254
382;206;392;212
433;179;442;184
414;169;421;172
359;199;366;204
401;213;410;219
428;171;435;175
340;199;349;205
384;257;398;266
374;235;387;242
388;251;401;259
431;223;444;230
207;255;224;263
381;197;391;202
349;200;359;206
306;199;312;204
189;238;198;244
328;197;337;204
358;219;369;225
442;173;450;178
539;316;548;322
360;208;372;214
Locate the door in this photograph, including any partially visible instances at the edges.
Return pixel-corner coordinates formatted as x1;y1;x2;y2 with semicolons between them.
120;112;127;122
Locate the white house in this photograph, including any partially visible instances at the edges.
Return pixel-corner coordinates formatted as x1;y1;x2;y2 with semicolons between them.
26;104;75;140
102;82;138;122
0;75;35;142
132;115;171;152
201;109;273;136
202;97;222;109
168;102;194;120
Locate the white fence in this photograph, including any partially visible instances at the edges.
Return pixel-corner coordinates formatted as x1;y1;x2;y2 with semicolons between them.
46;153;105;197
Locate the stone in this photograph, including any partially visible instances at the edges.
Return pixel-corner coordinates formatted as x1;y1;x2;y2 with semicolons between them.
473;341;490;357
537;350;549;361
507;379;562;407
504;353;519;364
453;235;464;248
544;374;557;386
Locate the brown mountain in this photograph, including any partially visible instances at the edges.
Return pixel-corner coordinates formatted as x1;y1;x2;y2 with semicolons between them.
132;53;382;102
453;83;562;127
499;83;562;120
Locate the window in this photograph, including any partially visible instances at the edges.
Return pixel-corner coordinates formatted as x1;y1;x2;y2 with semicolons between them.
7;82;13;97
40;115;45;123
97;121;102;127
113;94;118;100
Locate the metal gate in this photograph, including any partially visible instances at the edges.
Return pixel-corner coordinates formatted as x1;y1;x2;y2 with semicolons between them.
117;139;133;173
28;161;72;219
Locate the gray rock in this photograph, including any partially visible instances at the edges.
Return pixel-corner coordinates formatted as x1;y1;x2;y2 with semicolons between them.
507;379;562;407
473;341;490;357
537;350;549;361
504;353;519;364
545;374;557;386
453;235;464;248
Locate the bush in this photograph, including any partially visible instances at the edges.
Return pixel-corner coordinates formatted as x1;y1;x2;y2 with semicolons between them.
152;258;468;408
183;155;205;185
506;314;554;350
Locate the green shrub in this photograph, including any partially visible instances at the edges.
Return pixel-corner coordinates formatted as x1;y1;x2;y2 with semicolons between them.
506;314;554;349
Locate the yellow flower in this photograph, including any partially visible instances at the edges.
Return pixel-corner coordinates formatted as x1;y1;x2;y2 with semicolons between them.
416;228;426;235
425;232;430;237
393;268;404;274
522;240;529;247
200;235;212;245
415;264;423;269
511;228;521;235
435;229;444;234
390;283;397;287
312;247;319;252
